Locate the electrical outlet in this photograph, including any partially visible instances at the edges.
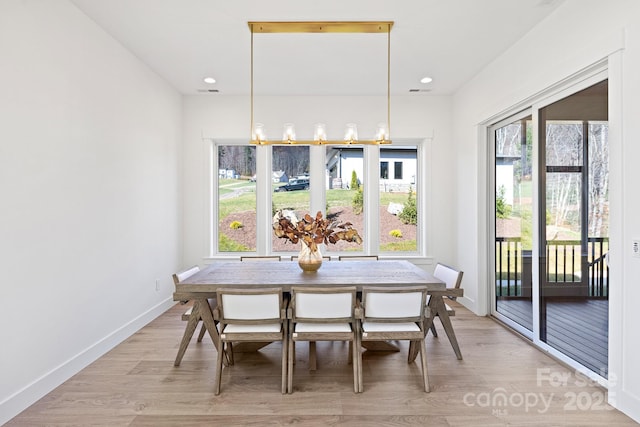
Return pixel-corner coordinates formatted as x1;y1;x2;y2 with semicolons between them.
633;240;640;258
155;279;160;291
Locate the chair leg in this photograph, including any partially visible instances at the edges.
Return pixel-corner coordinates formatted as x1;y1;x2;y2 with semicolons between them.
356;324;363;393
214;341;225;395
351;338;359;393
287;338;294;394
429;323;438;337
196;322;207;342
227;342;234;365
292;340;296;364
419;339;430;393
309;341;317;370
408;303;438;363
281;324;288;394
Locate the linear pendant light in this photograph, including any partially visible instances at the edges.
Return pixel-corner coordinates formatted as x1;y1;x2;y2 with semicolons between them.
248;21;394;145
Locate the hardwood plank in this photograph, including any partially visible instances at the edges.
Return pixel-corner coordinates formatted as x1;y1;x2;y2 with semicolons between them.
6;302;636;426
128;415;450;427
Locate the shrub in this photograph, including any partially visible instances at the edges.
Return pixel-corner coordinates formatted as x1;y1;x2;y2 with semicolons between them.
496;185;512;219
352;185;363;215
229;220;243;230
350;171;360;190
398;187;417;225
389;229;403;238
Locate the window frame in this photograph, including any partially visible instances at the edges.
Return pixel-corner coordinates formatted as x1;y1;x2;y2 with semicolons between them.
208;138;431;259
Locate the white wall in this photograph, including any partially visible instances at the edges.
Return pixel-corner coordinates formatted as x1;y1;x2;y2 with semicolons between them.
0;1;182;423
181;95;455;265
452;0;640;421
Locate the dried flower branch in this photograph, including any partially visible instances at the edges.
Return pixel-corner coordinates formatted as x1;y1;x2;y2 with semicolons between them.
273;210;363;252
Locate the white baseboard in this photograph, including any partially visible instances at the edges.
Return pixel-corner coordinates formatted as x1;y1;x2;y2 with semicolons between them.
458;295;479;315
0;297;175;426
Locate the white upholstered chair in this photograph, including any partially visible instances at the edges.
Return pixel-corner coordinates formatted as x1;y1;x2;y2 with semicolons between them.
428;263;464;360
172;266;216;366
213;287;288;394
287;286;360;393
360;285;430;392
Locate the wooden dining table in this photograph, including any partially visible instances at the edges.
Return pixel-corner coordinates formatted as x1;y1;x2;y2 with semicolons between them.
173;259;447;364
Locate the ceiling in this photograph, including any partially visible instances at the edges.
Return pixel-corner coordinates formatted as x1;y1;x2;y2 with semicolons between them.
70;0;565;96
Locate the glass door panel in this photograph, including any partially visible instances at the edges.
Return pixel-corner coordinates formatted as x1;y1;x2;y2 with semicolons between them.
494;115;534;332
539;80;609;377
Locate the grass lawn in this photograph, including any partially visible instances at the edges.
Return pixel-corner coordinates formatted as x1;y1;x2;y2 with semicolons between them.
218;182;416;251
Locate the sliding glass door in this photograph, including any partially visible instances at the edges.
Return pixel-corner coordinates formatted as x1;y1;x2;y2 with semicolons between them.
492;113;534;335
491;79;609;378
538;80;609;377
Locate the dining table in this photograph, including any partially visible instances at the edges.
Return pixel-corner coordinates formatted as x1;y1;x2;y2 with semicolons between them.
173;259;447;365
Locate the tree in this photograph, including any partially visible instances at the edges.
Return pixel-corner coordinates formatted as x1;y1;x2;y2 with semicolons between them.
496;185;512;219
588;123;609;237
352;185;363;215
350;170;359;190
399;187;417;225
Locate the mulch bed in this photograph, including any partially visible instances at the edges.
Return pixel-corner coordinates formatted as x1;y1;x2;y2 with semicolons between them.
220;206;416;252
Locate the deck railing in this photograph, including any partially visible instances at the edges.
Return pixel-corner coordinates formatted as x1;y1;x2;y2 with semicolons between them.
495;237;608;298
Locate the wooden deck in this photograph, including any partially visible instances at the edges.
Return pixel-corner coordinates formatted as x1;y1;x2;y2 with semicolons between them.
496;298;534;330
7;301;632;426
496;298;608;376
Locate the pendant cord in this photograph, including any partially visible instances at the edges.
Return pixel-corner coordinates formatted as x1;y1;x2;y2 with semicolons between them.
250;27;254;142
387;23;391;142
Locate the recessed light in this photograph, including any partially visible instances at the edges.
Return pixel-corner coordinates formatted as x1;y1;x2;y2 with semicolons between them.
203;77;216;84
420;76;433;84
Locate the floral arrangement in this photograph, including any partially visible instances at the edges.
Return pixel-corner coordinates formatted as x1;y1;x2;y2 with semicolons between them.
273;210;363;252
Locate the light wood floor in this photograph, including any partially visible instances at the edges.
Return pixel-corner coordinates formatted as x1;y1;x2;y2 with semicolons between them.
7;302;637;426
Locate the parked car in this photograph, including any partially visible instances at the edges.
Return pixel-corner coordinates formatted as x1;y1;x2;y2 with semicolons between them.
274;177;310;192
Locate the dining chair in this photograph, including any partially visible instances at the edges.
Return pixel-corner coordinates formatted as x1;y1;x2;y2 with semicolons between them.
287;286;360;393
213;287;288;394
172;265;216;366
240;256;282;261
338;255;379;261
359;285;430;392
427;263;464;360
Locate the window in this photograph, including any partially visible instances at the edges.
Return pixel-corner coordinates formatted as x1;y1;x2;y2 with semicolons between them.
379;146;418;252
325;146;365;253
394;161;403;179
272;146;310;253
216;144;256;252
380;161;389;179
210;139;427;257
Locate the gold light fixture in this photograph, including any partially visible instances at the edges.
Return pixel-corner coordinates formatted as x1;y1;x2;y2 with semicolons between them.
249;21;394;145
